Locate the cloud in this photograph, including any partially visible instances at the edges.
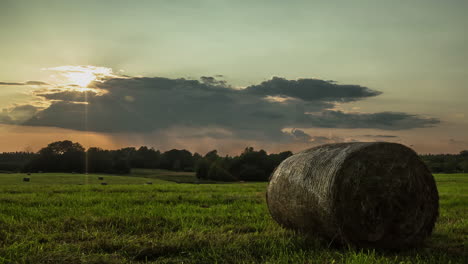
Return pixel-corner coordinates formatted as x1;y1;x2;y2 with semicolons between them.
302;111;439;130
0;73;440;143
243;77;381;102
0;105;41;124
200;76;228;87
35;90;98;102
448;138;468;145
41;65;118;87
0;81;49;86
361;134;398;138
309;135;346;144
288;129;312;142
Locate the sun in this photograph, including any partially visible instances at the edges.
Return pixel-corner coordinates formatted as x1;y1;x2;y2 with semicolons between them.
63;71;97;87
43;65;115;88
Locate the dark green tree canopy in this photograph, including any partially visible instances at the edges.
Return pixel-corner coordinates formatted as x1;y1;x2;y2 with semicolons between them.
39;140;85;155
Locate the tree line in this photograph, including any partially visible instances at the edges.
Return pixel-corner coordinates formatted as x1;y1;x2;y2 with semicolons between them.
0;140;292;181
7;140;200;175
420;151;468;173
0;140;467;181
195;147;292;181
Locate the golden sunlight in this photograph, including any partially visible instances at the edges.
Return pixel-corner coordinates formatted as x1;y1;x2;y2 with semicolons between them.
43;65;115;88
62;71;96;87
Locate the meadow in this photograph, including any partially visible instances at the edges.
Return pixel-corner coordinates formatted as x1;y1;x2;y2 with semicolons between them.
0;170;466;263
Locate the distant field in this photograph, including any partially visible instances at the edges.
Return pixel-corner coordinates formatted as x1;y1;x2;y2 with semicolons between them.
0;169;197;186
0;171;466;263
130;168;207;183
0;172;164;185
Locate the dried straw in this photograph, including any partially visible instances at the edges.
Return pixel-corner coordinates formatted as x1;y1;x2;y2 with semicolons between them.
267;142;439;249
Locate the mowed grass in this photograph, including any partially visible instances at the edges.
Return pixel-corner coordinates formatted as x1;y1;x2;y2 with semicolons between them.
0;171;466;264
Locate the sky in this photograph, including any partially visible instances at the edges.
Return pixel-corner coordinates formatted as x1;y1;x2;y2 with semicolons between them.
1;0;467;154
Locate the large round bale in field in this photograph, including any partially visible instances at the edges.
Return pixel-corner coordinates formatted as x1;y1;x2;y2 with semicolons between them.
266;142;439;249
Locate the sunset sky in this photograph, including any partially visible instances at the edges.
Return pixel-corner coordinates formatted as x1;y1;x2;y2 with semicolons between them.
1;0;467;154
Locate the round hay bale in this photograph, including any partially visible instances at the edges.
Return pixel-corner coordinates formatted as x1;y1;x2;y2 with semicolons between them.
266;142;439;249
23;177;30;182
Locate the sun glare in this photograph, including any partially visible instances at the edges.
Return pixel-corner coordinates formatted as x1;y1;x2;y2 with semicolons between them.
64;71;96;87
43;65;115;88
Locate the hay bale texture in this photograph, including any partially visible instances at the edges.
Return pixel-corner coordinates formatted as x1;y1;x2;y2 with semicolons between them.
266;142;439;249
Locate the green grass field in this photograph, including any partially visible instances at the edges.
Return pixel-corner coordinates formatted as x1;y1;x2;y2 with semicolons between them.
0;171;466;263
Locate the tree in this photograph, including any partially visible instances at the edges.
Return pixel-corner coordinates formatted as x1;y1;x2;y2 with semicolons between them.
193;152;202;164
26;140;85;172
0;152;36;172
112;158;131;174
87;147;113;173
131;146;161;168
460;160;468;173
229;147;269;181
160;149;194;171
39;140;85;155
195;159;211;179
204;150;219;162
239;165;266;181
207;162;236;181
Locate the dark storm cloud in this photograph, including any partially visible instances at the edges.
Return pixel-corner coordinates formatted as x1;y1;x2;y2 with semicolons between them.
0;82;26;85
309;135;347;144
302;111;439;130
0;113;13;123
361;134;398;138
25;81;49;85
36;90;98;102
0;81;49;86
448;138;468;145
0;76;439;141
200;76;228;87
243;77;381;102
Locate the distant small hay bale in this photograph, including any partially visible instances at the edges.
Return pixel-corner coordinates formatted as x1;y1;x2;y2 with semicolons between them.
101;182;108;185
145;182;153;185
23;177;30;182
98;177;104;180
27;173;31;175
267;142;439;249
